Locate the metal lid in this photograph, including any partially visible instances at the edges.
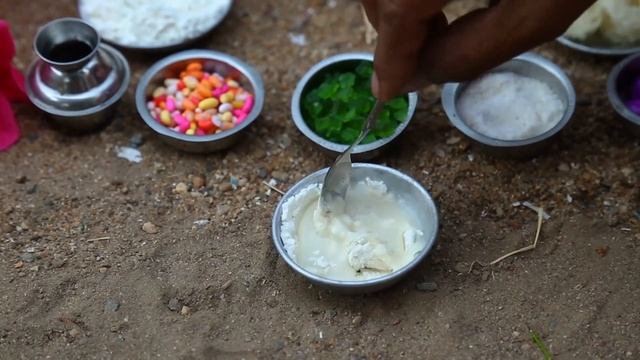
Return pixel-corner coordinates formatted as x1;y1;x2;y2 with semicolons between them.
26;18;130;117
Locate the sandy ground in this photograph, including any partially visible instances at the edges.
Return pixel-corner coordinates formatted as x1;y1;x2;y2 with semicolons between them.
1;0;639;359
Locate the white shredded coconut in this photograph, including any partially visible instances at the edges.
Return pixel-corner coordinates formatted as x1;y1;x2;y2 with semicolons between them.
457;72;565;141
566;0;640;44
79;0;232;47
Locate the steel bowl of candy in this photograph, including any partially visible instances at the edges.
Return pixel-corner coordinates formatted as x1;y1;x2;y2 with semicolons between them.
291;52;418;161
607;52;640;135
135;49;264;153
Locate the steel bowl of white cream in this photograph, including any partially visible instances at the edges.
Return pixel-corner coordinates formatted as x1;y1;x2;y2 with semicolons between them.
272;163;439;294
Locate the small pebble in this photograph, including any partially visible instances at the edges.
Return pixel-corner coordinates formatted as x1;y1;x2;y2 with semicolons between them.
192;175;206;189
221;279;233;290
273;339;285;352
129;133;145;148
174;182;189;194
26;184;37;194
257;167;268;179
219;183;232;192
352;315;363;326
167;298;181;312
271;171;289;182
446;136;461;145
69;328;81;337
416;281;438;292
142;222;158;234
20;253;36;263
180;305;191;315
216;204;231;216
558;163;570;172
104;299;120;312
481;271;490;281
15;175;27;184
230;176;239;189
454;262;468;274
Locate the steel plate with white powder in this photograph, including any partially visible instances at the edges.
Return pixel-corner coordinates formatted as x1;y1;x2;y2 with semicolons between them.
78;0;232;51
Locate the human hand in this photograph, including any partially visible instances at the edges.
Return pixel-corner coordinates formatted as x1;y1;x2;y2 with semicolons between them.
362;0;596;100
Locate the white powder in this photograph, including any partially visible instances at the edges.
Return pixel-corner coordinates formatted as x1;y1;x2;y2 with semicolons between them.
79;0;232;47
457;72;565;141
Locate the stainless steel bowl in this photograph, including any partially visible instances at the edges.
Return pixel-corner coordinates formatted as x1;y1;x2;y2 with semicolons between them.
557;35;640;57
291;52;418;161
77;0;233;52
272;163;439;294
135;49;264;153
607;52;640;134
441;52;576;159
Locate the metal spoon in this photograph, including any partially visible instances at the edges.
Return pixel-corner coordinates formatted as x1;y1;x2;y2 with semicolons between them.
319;100;384;213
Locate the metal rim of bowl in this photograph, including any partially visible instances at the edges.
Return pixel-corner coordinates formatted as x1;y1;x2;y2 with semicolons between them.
26;42;131;118
607;52;640;127
33;17;101;69
76;0;233;52
271;163;439;290
135;49;265;144
441;52;577;148
557;35;640;57
291;52;418;155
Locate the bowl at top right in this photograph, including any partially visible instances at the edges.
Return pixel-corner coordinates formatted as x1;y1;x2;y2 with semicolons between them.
607;52;640;135
441;52;576;159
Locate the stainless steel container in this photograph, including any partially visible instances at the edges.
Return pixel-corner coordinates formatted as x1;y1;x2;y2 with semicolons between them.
557;35;640;57
291;52;418;161
272;163;439;294
26;18;130;133
441;52;576;159
607;52;640;135
134;50;265;153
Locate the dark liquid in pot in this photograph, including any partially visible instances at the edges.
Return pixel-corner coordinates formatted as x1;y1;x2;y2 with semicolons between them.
48;40;93;63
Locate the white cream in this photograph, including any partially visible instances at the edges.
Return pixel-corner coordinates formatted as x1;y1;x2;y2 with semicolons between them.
280;178;425;281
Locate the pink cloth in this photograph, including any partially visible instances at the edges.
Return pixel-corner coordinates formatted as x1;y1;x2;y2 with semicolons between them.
0;20;27;151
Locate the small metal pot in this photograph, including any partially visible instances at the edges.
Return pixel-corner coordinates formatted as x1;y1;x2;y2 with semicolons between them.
135;50;264;153
26;18;130;133
272;163;439;294
291;52;418;161
607;52;640;135
441;52;576;159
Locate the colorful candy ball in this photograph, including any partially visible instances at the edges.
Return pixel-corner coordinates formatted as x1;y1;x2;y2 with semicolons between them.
147;61;254;135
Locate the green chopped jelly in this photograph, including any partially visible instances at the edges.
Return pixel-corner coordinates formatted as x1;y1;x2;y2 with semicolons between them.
302;61;409;145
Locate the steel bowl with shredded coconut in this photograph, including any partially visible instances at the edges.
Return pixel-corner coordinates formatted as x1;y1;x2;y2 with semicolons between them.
457;72;565;141
78;0;232;48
